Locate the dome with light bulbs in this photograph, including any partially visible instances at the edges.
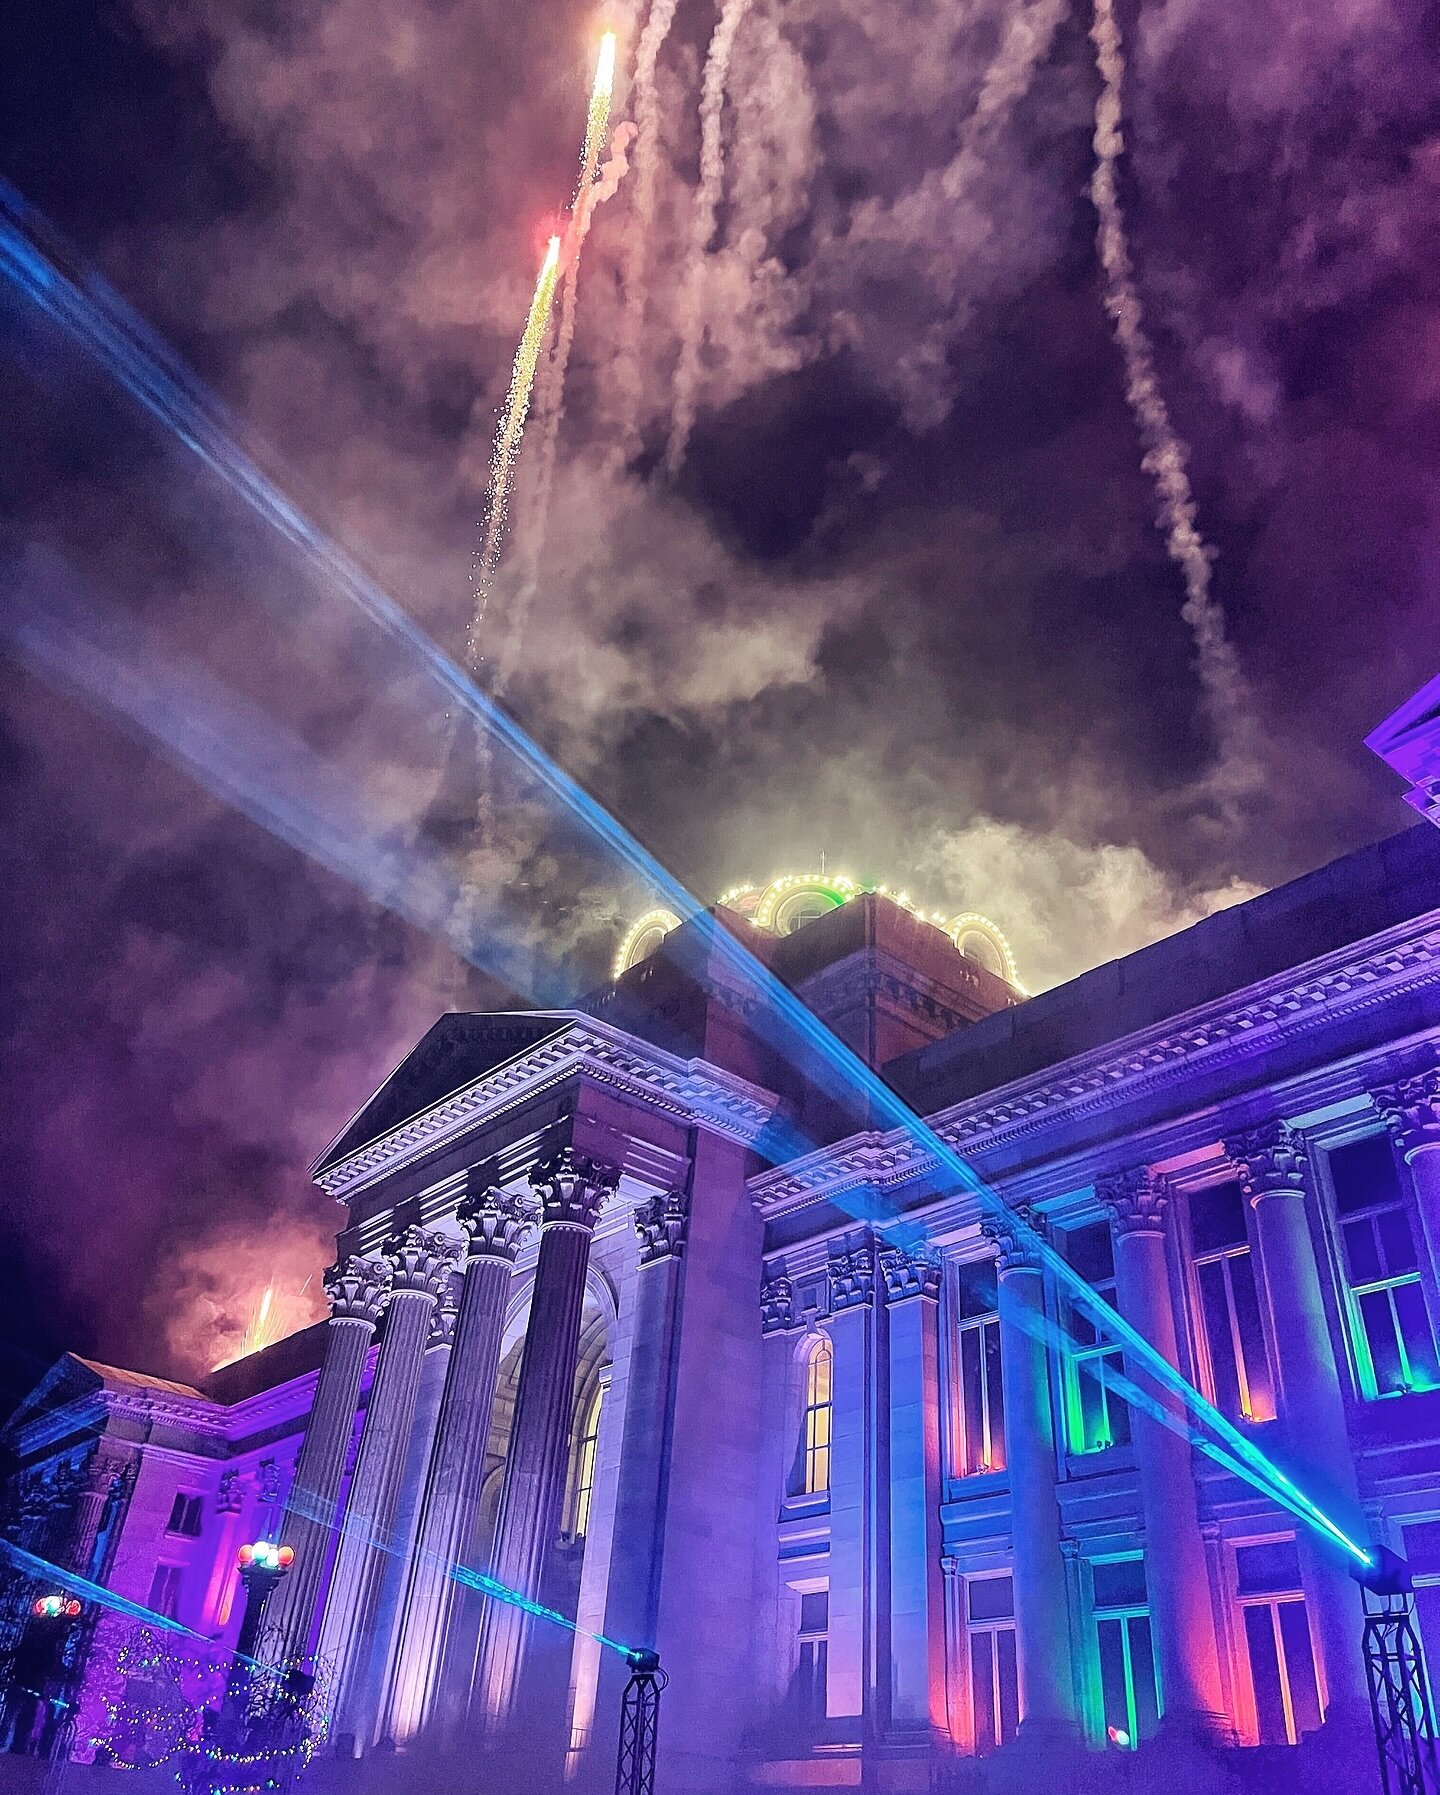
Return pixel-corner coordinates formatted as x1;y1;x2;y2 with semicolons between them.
613;871;1022;991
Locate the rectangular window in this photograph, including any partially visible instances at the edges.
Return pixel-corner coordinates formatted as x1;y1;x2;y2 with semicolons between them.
1190;1183;1276;1423
792;1590;828;1735
1064;1224;1130;1453
148;1563;183;1621
166;1493;203;1538
1092;1557;1159;1747
1235;1539;1321;1745
1329;1136;1440;1397
966;1574;1019;1754
956;1258;1006;1476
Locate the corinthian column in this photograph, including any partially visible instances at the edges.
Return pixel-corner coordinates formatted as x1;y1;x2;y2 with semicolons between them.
318;1227;457;1747
1374;1056;1440;1272
380;1182;535;1743
1098;1168;1226;1737
982;1211;1078;1739
473;1148;620;1732
1227;1121;1368;1722
266;1255;390;1665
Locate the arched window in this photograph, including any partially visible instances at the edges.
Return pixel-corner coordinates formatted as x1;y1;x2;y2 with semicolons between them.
801;1336;833;1496
570;1384;604;1538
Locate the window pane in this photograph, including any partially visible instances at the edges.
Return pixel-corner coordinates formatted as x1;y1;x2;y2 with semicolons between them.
1394;1282;1440;1391
1104;1356;1132;1447
1379;1207;1420;1277
971;1630;997;1755
957;1258;999;1319
997;1628;1019;1746
1278;1602;1322;1738
1229;1253;1276;1421
1074;1359;1109;1452
1236;1539;1302;1596
1068;1223;1115;1287
1198;1259;1242;1418
968;1576;1015;1623
1191;1182;1247;1254
1344;1218;1384;1285
1360;1288;1406;1394
961;1328;986;1474
1097;1617;1130;1743
1093;1558;1148;1609
1330;1135;1403;1215
1244;1606;1287;1744
799;1590;828;1632
1128;1616;1159;1740
986;1321;1007;1473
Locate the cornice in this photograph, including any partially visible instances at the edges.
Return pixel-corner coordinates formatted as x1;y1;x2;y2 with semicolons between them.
316;1013;780;1202
750;916;1440;1218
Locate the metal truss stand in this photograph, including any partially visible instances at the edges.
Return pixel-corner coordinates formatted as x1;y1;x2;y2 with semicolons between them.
1358;1550;1440;1795
616;1649;666;1795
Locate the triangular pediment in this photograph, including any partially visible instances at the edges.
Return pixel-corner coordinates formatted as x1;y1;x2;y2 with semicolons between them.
313;1011;573;1176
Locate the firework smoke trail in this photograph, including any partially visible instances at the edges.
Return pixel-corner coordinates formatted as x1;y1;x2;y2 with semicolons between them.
613;0;683;455
1090;0;1255;780
951;0;1068;188
663;0;754;478
464;233;562;673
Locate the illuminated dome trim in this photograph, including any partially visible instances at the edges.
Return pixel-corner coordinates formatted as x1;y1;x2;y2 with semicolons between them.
615;874;1024;991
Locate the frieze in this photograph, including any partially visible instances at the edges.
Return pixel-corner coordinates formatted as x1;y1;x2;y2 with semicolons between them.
316;1017;780;1201
750;919;1440;1216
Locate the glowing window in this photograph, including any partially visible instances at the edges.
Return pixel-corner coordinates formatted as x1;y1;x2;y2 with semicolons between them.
1063;1225;1130;1454
1190;1183;1275;1424
966;1574;1018;1753
1330;1136;1440;1398
1235;1540;1321;1745
801;1337;833;1496
569;1385;604;1539
1092;1557;1159;1748
956;1259;1005;1476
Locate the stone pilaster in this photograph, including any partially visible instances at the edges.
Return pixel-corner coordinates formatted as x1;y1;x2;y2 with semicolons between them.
1097;1167;1227;1737
980;1212;1078;1738
474;1148;619;1733
381;1183;534;1743
266;1254;389;1664
1228;1120;1368;1720
319;1227;457;1745
878;1245;944;1736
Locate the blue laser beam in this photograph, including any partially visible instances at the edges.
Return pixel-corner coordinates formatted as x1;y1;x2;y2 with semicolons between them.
0;185;1372;1570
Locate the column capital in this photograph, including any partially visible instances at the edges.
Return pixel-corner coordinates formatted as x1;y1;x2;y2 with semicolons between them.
1096;1165;1170;1237
878;1242;941;1303
1226;1119;1309;1201
324;1253;391;1325
1372;1058;1440;1158
760;1266;795;1334
828;1233;877;1311
529;1146;620;1231
427;1290;460;1351
980;1204;1048;1275
383;1225;461;1298
216;1468;245;1515
457;1182;535;1263
634;1187;689;1265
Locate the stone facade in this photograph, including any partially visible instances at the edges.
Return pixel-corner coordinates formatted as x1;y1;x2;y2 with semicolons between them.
5;822;1440;1792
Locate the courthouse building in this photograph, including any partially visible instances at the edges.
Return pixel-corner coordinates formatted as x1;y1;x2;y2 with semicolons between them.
5;828;1440;1792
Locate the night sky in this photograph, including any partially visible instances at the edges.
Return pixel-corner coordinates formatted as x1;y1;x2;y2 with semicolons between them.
1;0;1437;1394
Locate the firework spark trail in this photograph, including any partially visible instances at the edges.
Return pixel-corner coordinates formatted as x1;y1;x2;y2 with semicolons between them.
1090;0;1256;778
613;0;683;455
664;0;755;478
492;120;637;721
465;234;562;674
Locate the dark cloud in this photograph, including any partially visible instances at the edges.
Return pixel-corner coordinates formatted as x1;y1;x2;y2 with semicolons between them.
2;0;1438;1378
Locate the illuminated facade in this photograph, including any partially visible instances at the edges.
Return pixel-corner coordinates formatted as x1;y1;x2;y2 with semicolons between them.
5;828;1440;1793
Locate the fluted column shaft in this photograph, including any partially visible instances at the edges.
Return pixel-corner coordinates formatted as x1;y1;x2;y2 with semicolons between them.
475;1150;618;1731
319;1228;455;1744
1229;1122;1367;1721
987;1219;1077;1735
1101;1170;1226;1734
266;1256;389;1664
381;1185;533;1743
